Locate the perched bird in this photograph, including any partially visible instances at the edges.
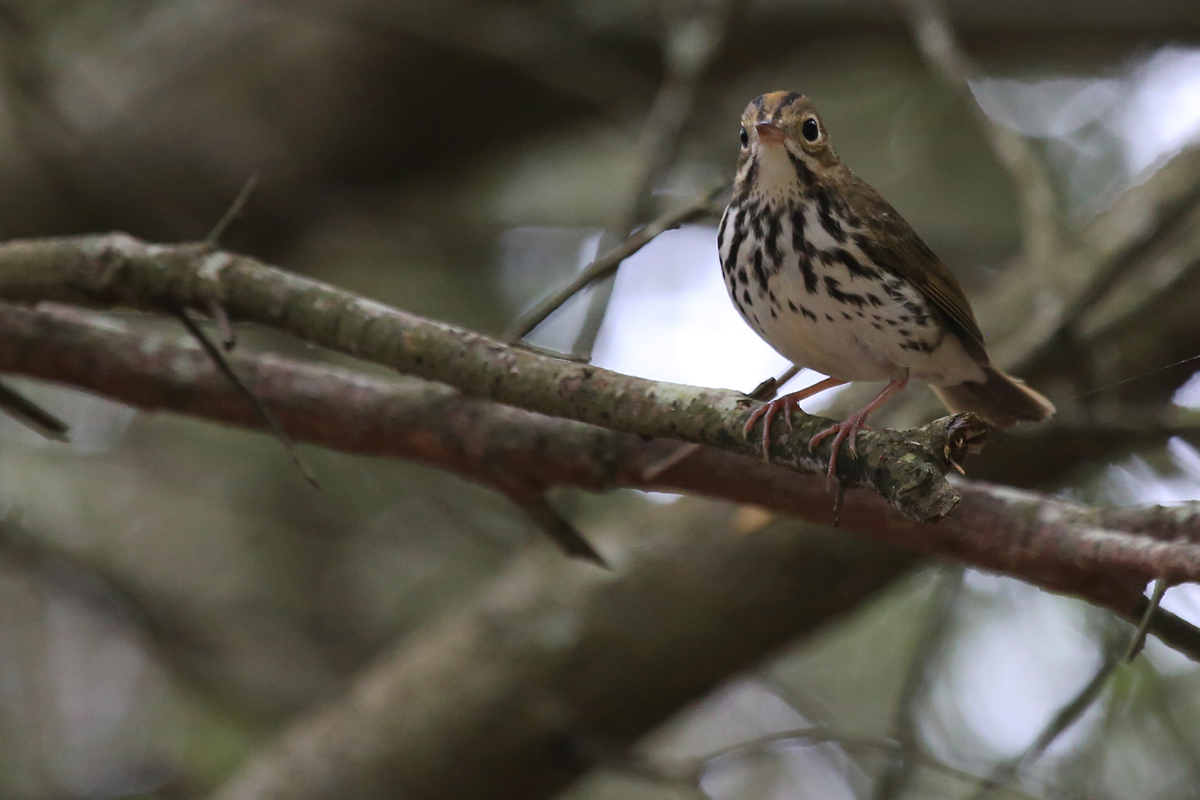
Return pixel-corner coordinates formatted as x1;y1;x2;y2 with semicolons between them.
719;91;1053;477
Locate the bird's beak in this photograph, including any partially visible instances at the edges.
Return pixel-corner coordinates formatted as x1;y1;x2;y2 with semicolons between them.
755;122;786;144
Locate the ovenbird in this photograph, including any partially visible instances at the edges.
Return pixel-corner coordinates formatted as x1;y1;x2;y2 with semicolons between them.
719;91;1054;477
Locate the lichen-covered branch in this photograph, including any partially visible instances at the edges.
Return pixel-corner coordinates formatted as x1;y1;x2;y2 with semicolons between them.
3;303;1198;658
0;234;986;522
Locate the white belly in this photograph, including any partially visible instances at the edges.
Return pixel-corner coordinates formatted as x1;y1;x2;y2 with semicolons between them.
718;201;985;386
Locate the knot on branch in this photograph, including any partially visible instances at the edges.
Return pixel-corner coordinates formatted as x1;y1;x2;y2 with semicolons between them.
790;412;989;523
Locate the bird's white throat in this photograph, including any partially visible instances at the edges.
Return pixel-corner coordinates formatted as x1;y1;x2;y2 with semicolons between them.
750;141;804;203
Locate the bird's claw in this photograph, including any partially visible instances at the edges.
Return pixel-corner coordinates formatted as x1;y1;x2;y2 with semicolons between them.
743;396;799;462
809;413;872;489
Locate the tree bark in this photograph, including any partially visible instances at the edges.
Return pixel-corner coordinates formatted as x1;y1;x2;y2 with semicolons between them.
1;304;1196;657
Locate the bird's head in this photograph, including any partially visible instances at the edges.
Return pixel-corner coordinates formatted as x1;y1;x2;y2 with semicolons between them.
734;91;845;202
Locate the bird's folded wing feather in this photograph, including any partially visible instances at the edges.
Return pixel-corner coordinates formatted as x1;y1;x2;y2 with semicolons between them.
852;179;988;363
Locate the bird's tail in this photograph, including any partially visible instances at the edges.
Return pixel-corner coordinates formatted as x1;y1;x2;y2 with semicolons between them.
931;365;1055;429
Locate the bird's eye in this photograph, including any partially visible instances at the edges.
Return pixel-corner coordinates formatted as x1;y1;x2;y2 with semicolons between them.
802;117;820;142
739;126;749;148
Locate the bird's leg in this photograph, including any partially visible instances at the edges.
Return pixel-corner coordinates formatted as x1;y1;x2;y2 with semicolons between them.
809;374;909;484
743;376;846;460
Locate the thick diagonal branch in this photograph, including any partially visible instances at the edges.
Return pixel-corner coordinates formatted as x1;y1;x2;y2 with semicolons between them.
1;304;1196;658
0;235;985;521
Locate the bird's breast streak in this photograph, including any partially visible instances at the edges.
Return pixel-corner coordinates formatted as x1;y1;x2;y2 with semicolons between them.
720;200;981;384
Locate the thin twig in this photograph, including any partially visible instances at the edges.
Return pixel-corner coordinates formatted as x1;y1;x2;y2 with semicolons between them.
508;490;607;567
190;172;319;481
504;175;728;342
568;0;740;360
174;308;319;488
676;727;1048;800
0;378;68;441
1126;578;1170;661
205;172;260;247
203;172;261;350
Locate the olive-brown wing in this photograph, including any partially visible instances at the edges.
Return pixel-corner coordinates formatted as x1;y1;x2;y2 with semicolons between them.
851;179;988;363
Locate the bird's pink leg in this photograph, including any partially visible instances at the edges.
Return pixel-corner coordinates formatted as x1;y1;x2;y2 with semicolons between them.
809;375;908;483
743;376;846;460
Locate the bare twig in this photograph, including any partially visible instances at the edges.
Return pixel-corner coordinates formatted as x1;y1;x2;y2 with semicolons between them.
175;308;319;488
204;173;261;350
1125;578;1169;661
504;175;728;342
0;378;67;441
503;489;607;567
206;172;260;247
683;727;1047;800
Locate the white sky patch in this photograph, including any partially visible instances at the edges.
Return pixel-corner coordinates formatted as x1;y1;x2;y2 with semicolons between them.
592;225;845;411
1118;48;1200;175
501;223;847;414
970;46;1200;213
1171;369;1200;408
928;572;1103;761
1107;437;1200;505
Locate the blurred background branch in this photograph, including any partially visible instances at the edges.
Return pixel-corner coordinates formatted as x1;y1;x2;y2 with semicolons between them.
208;502;916;800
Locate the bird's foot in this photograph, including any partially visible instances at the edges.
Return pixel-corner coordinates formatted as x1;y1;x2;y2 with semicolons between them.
808;375;907;488
809;411;873;487
742;376;847;462
742;395;802;462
